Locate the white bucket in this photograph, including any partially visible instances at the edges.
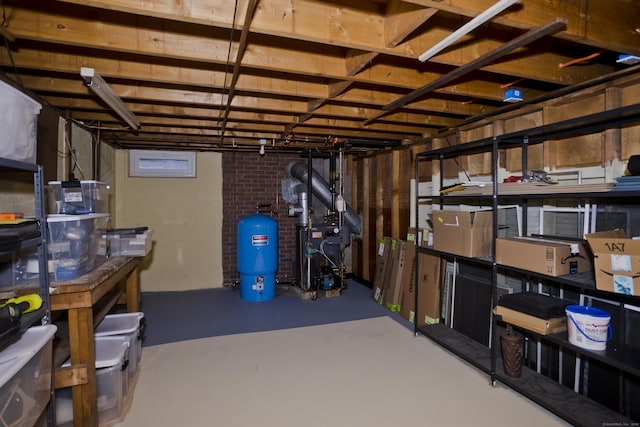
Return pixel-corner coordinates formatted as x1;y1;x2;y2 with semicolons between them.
565;305;611;351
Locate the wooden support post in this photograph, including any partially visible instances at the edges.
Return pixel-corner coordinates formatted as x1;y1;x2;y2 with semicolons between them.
362;157;372;281
68;307;98;426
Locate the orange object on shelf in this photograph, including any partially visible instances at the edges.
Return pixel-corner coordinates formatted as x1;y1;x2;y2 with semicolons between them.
0;213;24;220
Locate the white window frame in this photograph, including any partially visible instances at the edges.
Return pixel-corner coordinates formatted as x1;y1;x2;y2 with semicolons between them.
129;150;196;178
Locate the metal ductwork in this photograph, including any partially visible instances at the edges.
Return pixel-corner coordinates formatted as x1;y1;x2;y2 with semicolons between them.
287;161;361;235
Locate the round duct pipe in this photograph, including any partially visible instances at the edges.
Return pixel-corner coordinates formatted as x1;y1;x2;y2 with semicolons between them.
288;161;361;235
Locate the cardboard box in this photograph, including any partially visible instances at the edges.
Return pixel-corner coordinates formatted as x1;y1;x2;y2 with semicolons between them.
493;305;566;335
586;229;640;297
399;235;418;321
400;251;440;325
406;228;420;243
432;210;492;257
372;237;393;303
496;236;592;277
383;240;406;311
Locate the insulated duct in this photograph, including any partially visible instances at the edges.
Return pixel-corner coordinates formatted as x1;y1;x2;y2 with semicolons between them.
288;161;361;235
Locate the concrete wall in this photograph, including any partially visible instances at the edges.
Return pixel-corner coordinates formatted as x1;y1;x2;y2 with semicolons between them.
114;150;223;291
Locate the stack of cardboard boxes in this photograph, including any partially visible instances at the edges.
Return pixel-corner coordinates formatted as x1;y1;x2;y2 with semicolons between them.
372;229;441;326
372;208;639;334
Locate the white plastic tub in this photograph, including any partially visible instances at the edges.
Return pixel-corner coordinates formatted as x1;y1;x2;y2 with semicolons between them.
56;335;130;427
95;312;144;377
0;324;57;427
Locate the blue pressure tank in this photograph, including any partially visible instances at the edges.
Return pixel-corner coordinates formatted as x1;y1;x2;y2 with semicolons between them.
237;213;279;302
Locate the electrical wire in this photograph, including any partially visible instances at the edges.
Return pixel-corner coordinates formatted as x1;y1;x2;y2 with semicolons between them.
64;119;85;180
558;49;606;68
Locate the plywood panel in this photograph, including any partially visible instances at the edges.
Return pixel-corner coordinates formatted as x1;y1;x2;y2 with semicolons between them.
393;148;412;239
621;126;640;161
545;95;605;169
620;83;640;161
433;134;462;179
505;110;545;173
414;144;433;181
376;152;393;239
460;126;492;176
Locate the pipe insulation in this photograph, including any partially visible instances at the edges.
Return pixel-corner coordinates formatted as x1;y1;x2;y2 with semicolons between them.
288;161;361;235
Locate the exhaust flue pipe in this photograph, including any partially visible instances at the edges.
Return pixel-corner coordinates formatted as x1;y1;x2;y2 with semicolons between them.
288;161;361;235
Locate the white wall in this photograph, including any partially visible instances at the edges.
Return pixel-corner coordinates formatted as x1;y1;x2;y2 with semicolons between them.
114;150;224;291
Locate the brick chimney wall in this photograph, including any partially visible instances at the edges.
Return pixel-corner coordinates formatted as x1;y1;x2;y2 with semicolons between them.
221;151;301;286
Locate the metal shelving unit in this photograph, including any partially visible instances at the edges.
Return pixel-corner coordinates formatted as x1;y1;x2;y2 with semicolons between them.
0;156;53;426
0;157;51;327
413;103;640;426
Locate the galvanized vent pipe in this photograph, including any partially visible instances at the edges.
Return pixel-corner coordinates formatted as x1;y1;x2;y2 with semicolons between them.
287;161;361;235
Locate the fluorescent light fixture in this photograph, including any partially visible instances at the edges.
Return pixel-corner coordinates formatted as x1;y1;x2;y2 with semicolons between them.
80;67;140;130
418;0;521;62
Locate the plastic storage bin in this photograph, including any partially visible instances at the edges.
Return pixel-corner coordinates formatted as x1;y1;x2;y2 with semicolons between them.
47;213;109;281
107;230;153;257
0;324;57;427
56;336;130;427
0;245;39;292
0;80;42;164
95;312;145;377
48;180;109;215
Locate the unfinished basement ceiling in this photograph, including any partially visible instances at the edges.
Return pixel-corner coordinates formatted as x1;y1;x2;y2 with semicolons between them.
1;0;639;153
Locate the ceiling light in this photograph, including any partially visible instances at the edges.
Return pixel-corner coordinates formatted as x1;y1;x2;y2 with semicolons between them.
503;88;523;103
259;139;267;156
80;67;140;130
418;0;521;62
616;54;640;65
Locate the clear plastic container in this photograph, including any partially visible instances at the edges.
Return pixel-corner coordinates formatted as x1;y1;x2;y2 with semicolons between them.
47;213;109;282
0;325;57;427
48;180;109;215
108;230;153;257
95;312;145;377
56;335;130;427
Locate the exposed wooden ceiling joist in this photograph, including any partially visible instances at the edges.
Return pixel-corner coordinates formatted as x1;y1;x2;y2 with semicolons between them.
1;0;637;152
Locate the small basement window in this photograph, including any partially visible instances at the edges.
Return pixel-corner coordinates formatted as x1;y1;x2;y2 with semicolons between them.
129;150;196;177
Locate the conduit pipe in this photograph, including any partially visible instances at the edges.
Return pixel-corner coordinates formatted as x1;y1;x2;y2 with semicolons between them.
288;161;362;236
418;0;521;62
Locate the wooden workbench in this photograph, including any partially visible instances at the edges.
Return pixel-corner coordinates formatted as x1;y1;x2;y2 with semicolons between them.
50;257;142;427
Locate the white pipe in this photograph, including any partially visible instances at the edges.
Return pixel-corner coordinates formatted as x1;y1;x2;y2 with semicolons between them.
418;0;521;62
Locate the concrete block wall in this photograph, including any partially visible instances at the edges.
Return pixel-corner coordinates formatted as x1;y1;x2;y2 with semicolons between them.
222;151;302;286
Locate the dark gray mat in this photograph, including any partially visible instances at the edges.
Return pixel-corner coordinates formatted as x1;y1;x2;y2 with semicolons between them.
139;280;410;347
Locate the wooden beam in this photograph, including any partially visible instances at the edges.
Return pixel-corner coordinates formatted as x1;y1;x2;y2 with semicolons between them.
307;98;325;113
371;18;568;123
328;80;353;98
8;3;606;90
385;1;437;48
345;49;379;77
220;0;260;141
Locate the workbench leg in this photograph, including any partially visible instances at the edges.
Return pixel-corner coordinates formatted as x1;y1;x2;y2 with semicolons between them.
68;307;99;427
126;267;140;312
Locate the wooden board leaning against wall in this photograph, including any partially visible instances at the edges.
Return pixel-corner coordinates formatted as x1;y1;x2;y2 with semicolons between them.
349;70;640;281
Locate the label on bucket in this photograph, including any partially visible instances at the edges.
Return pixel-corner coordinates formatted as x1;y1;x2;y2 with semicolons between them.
566;306;611;351
252;234;269;246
